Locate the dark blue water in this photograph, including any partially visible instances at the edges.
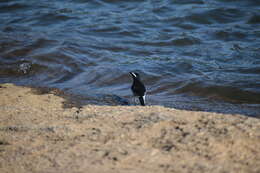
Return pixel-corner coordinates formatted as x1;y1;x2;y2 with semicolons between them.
0;0;260;117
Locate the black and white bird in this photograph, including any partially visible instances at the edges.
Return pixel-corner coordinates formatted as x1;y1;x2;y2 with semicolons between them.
130;72;146;106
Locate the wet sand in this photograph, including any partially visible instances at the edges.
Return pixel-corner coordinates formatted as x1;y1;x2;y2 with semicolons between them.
0;83;259;173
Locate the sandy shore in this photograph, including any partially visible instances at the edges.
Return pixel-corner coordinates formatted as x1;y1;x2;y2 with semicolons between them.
0;83;259;173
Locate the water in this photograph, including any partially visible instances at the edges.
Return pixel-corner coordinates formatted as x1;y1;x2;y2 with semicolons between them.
0;0;260;117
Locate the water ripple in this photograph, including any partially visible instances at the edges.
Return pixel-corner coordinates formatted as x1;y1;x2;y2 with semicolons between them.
0;0;259;116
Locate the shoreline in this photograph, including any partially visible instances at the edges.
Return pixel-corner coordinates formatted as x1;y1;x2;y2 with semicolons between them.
0;83;259;173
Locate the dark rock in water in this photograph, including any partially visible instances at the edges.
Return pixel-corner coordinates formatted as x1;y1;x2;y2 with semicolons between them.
19;62;32;74
0;58;32;76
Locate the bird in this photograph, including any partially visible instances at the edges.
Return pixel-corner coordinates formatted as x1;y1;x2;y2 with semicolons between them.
129;72;146;106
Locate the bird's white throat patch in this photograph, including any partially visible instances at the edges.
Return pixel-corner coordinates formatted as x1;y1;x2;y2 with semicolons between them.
131;72;137;78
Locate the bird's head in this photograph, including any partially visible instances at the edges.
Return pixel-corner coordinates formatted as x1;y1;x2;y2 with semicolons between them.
129;72;140;79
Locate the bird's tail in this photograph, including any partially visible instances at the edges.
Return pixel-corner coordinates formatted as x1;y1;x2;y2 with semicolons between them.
139;96;145;106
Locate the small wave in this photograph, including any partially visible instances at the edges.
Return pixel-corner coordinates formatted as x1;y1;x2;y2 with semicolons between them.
132;37;200;47
32;12;78;26
1;38;58;58
174;82;260;104
0;3;29;13
186;8;245;24
170;37;201;46
174;23;198;30
171;0;204;5
213;30;247;41
91;26;121;33
247;14;260;24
